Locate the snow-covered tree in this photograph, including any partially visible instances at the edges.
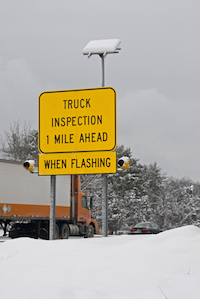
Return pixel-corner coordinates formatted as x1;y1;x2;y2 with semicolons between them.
0;120;39;162
80;174;102;229
160;177;200;230
107;145;145;232
139;162;166;227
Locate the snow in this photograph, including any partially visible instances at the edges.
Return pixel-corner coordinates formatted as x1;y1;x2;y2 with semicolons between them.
82;39;121;55
1;225;200;299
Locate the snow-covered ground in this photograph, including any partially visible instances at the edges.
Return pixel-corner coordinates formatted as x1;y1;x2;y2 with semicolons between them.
0;225;200;299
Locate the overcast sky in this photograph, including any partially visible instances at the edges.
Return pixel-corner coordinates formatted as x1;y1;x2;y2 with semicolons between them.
0;0;200;181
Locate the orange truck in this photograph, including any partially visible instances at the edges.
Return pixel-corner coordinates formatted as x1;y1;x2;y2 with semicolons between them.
0;159;98;239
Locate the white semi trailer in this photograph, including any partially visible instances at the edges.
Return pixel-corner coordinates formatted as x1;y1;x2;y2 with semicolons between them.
0;159;98;239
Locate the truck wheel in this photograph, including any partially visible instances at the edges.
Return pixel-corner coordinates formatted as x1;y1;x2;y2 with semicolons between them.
88;224;94;238
61;224;69;239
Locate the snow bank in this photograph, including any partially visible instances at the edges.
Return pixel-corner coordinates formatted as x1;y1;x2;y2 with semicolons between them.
0;225;200;299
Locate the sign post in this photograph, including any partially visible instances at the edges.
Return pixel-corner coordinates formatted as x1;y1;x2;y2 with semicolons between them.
82;39;121;237
50;175;56;240
101;54;108;237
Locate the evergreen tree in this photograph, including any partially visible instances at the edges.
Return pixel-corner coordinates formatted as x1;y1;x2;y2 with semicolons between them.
160;177;200;230
140;162;166;227
108;145;144;232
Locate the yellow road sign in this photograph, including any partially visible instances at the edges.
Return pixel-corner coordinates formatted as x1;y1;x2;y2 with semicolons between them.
38;151;116;175
38;87;116;153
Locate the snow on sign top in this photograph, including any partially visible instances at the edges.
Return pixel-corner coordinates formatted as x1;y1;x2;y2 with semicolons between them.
82;39;121;56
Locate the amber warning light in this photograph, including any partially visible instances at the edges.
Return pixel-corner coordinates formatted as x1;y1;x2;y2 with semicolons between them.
23;160;35;172
117;157;130;169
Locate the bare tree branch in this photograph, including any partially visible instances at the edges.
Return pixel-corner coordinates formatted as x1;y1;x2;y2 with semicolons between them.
0;120;38;162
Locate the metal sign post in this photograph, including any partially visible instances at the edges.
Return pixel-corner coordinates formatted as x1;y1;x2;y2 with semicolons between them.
71;174;75;223
50;175;56;240
101;54;108;237
82;39;121;237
